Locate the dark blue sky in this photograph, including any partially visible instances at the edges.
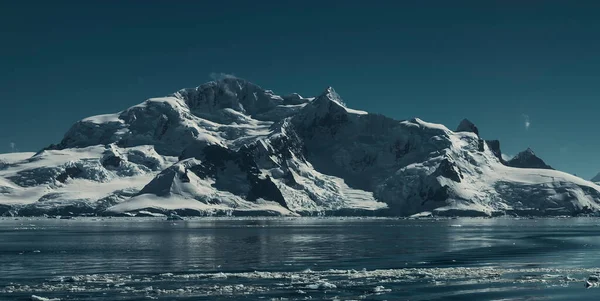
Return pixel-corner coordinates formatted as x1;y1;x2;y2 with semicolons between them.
1;1;599;178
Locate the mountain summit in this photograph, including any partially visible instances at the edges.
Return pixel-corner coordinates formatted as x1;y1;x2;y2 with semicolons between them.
1;79;599;217
455;119;479;137
506;148;553;170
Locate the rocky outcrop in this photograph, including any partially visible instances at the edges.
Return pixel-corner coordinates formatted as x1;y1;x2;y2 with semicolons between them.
455;119;479;137
506;148;553;170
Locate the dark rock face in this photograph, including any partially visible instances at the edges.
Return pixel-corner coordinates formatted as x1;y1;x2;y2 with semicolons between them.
506;148;553;170
169;144;290;210
392;139;412;159
8;167;62;187
49;120;125;151
126;150;162;171
419;184;452;207
292;89;351;138
187;145;256;179
477;139;485;152
0;204;12;216
485;140;503;162
247;175;287;208
101;155;122;168
268;121;307;163
56;166;83;183
455;119;479;136
434;158;463;183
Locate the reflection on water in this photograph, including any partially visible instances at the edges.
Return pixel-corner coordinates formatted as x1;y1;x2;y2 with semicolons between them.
1;217;600;300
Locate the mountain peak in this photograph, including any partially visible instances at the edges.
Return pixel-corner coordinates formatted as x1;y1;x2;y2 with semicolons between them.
455;119;479;136
171;77;285;117
592;172;600;183
316;86;346;108
506;148;553;170
175;77;262;99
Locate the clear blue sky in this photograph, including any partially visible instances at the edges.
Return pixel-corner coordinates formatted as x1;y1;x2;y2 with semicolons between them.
1;1;599;179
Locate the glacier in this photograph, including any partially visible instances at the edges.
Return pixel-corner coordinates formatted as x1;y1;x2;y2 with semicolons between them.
1;78;600;217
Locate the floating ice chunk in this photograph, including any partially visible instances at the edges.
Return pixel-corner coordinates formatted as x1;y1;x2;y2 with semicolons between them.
213;272;228;279
372;285;391;293
31;296;61;301
305;280;336;290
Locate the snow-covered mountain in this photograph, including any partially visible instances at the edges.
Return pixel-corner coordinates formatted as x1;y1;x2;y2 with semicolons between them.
2;78;600;217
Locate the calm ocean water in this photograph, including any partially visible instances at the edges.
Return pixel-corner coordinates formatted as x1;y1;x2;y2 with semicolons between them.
1;217;600;300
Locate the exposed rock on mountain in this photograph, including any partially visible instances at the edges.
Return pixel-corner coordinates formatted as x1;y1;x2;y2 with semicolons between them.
455;119;479;137
506;148;553;170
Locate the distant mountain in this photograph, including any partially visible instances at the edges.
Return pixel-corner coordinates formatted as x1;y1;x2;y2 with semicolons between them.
592;173;600;183
505;148;553;170
1;78;599;217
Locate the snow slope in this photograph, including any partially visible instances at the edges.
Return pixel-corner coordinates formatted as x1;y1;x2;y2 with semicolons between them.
0;146;176;215
1;78;599;217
